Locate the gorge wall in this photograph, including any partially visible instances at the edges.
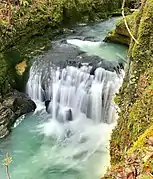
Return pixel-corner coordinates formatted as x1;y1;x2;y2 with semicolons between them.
103;0;153;178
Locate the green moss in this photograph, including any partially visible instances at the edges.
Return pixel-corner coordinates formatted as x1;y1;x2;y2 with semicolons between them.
128;125;153;155
0;53;10;97
105;29;130;45
104;10;139;45
103;1;153;171
103;124;153;178
110;0;153;165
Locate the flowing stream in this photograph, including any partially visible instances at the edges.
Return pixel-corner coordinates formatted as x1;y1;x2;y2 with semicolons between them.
0;17;127;179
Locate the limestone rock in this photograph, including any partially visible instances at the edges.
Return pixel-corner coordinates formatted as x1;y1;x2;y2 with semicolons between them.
0;90;36;138
0;106;14;125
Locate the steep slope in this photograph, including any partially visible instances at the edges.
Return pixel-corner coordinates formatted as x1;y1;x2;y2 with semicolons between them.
102;0;153;178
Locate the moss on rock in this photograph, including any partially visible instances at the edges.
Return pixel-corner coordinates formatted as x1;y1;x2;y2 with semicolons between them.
0;53;10;98
104;10;139;46
106;0;153;175
102;124;153;178
104;29;130;45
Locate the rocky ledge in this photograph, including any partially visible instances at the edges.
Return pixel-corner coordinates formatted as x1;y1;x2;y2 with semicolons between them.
0;90;36;139
104;10;139;46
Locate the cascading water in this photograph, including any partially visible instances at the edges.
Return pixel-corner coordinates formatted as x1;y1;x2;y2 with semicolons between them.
23;51;124;178
0;17;127;179
27;64;123;124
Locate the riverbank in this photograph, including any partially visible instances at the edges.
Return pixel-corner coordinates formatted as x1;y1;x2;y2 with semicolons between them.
0;0;123;53
102;0;153;178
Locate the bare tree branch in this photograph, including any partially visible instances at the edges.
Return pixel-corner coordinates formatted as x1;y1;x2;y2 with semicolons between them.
122;0;139;44
3;153;12;179
5;165;11;179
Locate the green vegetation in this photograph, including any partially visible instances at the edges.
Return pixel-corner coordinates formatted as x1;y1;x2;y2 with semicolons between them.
0;0;125;52
0;0;127;95
0;53;10;98
111;0;153;164
103;124;153;178
102;0;153;178
104;10;139;45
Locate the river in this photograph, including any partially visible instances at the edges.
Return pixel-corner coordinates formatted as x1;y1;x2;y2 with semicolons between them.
0;17;127;179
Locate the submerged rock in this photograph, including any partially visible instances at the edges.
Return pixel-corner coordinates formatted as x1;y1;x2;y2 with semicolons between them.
45;100;51;113
38;38;125;73
45;99;73;122
90;66;97;75
0;90;36;139
65;109;73;121
57;108;73;123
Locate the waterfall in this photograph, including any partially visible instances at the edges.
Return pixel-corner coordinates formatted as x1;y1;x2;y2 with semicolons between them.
26;62;123;124
25;36;125;178
0;18;128;179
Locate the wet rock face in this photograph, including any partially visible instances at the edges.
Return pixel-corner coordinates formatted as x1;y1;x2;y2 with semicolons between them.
45;100;73;122
36;38;124;73
45;100;51;113
0;106;14;138
0;90;36;139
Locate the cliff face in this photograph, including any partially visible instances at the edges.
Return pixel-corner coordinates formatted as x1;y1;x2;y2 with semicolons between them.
103;0;153;178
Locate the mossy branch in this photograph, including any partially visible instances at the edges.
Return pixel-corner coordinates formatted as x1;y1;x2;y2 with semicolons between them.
122;0;139;44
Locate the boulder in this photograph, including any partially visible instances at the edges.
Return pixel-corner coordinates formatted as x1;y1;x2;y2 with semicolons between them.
45;100;51;113
0;90;36;138
65;109;73;121
104;11;139;46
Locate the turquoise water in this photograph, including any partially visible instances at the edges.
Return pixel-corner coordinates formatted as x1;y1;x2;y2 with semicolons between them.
67;17;127;61
0;17;127;179
0;108;113;179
